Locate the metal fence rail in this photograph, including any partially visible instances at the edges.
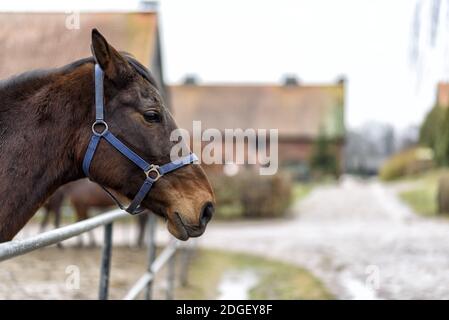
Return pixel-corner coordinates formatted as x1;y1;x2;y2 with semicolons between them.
0;209;193;300
124;239;178;300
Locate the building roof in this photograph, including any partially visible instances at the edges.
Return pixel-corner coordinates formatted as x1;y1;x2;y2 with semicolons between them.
437;83;449;107
0;12;159;80
170;84;345;139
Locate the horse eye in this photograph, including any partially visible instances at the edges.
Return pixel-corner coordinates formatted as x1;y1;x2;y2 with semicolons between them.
143;111;161;123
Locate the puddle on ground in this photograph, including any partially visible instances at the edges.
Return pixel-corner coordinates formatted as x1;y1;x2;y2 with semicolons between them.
217;269;259;300
339;271;379;300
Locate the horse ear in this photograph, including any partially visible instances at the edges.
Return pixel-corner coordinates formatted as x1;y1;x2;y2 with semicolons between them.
91;29;132;85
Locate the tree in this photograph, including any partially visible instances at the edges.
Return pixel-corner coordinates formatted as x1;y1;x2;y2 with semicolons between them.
420;105;442;147
419;104;449;165
410;0;448;79
310;131;337;177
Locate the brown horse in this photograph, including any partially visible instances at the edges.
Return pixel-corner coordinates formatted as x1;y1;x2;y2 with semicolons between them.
41;179;149;247
0;29;215;242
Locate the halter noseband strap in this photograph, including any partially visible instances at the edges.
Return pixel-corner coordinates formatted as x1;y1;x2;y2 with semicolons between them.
82;64;197;215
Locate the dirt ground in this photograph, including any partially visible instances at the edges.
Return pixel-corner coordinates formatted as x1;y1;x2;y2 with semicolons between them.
0;247;172;299
0;246;331;300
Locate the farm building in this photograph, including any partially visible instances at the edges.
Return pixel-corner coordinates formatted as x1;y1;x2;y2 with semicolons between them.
436;82;449;107
170;80;346;178
0;10;166;97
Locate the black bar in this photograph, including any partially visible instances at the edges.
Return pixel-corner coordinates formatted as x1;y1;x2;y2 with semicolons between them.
98;222;113;300
1;300;439;318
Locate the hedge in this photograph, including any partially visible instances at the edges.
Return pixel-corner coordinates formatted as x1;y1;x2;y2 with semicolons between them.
209;170;293;219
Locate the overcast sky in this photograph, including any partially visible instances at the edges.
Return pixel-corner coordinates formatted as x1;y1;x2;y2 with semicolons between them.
1;0;447;130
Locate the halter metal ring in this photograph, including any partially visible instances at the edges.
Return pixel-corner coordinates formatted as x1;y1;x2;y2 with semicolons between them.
145;164;162;182
92;120;109;136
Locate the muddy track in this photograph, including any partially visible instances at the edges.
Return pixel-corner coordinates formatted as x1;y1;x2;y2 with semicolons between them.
197;177;449;299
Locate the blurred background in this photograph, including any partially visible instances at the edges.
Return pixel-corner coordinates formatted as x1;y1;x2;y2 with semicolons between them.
2;0;449;300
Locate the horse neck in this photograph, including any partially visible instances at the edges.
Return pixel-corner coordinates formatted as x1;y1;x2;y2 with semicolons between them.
0;64;93;241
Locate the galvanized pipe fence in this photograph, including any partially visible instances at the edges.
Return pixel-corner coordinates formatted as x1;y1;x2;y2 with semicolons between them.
0;209;196;300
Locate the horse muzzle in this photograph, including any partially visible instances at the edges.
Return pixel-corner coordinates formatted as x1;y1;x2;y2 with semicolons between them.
167;202;214;241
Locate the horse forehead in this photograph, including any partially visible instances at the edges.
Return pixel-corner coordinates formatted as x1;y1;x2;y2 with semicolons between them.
136;76;161;99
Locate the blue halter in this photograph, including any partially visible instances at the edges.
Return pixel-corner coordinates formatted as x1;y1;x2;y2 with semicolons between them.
82;64;198;214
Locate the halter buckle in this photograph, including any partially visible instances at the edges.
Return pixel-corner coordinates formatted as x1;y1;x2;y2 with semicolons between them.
145;164;162;182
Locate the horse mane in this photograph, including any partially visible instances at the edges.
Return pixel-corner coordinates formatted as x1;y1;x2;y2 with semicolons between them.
0;53;158;94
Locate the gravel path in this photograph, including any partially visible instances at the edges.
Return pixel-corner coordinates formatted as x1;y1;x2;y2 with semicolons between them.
196;177;449;299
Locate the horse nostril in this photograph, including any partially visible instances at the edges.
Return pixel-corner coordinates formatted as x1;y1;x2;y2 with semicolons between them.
200;202;214;227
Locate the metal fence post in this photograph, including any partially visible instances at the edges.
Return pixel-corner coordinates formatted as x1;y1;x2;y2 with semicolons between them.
166;251;176;300
179;246;191;287
99;222;113;300
144;214;157;300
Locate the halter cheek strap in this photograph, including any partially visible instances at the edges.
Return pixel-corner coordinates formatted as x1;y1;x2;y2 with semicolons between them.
82;64;198;215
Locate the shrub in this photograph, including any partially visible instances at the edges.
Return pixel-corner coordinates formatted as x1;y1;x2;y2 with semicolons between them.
209;170;293;219
379;147;434;181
